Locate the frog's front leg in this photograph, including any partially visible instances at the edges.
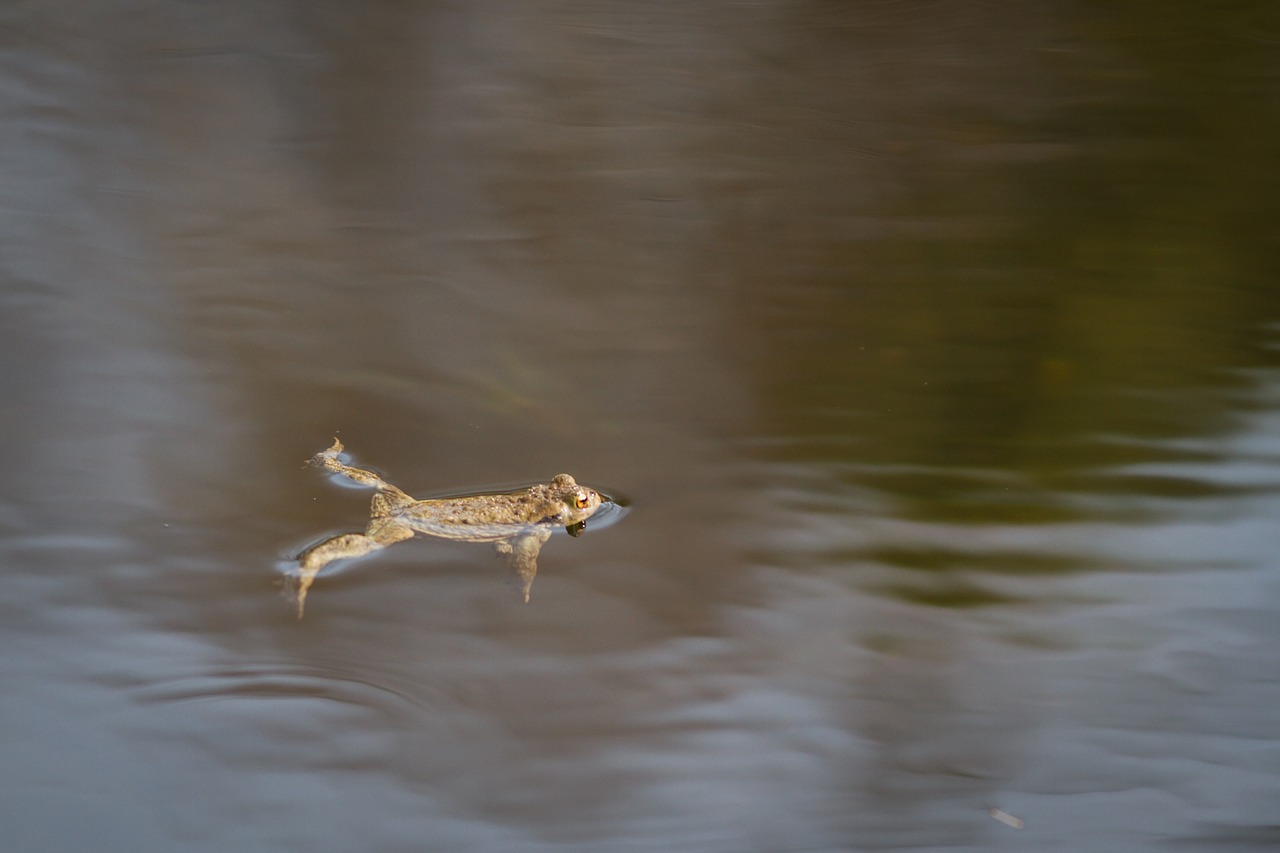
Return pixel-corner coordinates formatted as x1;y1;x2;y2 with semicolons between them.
291;517;415;619
497;529;553;603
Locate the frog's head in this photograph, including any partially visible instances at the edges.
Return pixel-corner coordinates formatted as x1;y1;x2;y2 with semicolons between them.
549;473;603;528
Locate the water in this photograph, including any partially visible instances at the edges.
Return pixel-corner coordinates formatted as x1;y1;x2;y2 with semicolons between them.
3;3;1280;851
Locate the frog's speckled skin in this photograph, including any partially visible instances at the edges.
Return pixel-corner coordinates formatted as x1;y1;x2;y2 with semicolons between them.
290;439;602;617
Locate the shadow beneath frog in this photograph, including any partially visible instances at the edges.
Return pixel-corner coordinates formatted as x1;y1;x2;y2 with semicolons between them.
288;439;601;618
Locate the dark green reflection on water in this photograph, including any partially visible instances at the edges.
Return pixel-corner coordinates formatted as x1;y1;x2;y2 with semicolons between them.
737;5;1280;525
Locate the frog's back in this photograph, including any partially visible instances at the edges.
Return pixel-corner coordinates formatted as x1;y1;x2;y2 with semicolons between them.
394;492;563;542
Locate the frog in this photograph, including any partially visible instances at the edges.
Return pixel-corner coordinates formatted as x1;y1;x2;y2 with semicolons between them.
288;439;603;617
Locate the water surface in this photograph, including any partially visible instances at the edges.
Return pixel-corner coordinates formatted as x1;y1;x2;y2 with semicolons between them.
3;3;1280;851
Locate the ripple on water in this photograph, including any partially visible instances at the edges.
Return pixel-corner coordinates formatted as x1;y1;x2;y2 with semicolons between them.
131;661;421;713
119;657;441;779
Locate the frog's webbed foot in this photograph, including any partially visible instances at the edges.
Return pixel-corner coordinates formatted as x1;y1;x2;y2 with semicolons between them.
306;437;344;463
306;438;394;491
306;438;350;475
291;520;415;618
499;530;551;603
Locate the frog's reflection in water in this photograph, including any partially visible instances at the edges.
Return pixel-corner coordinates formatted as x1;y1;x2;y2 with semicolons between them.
290;439;605;617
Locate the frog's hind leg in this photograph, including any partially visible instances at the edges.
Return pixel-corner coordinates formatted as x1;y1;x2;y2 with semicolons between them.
291;519;415;618
309;441;418;513
296;439;419;617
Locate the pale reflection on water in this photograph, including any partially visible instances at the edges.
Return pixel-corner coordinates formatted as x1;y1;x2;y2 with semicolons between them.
3;2;1280;852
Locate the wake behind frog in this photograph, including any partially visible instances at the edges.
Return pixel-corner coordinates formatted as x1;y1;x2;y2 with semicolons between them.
290;439;603;617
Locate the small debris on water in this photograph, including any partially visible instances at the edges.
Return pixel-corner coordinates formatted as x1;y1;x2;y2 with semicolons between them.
989;807;1024;829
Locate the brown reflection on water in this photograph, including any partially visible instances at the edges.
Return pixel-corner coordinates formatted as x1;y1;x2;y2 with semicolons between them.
3;2;1280;851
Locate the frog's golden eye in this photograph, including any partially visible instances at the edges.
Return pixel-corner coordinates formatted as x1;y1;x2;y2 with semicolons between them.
574;491;590;510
